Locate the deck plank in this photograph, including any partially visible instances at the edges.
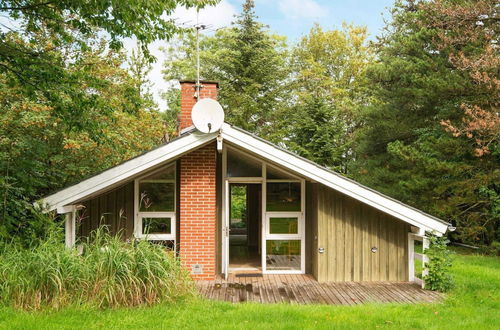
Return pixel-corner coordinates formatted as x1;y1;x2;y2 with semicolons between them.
197;275;441;305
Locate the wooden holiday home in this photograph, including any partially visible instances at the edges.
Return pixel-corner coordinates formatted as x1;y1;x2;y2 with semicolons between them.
39;81;451;284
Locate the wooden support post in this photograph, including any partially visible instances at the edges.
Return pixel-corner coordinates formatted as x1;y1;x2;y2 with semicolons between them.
65;211;76;248
59;205;77;248
421;236;430;288
408;233;415;282
408;232;428;288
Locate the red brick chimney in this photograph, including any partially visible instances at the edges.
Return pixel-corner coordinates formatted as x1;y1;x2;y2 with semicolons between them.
179;80;219;132
178;80;219;280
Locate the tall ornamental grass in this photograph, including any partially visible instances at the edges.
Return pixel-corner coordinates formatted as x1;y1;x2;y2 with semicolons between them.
0;228;194;310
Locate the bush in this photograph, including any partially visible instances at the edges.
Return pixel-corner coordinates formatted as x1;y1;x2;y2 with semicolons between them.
0;227;194;310
423;233;454;292
477;241;500;256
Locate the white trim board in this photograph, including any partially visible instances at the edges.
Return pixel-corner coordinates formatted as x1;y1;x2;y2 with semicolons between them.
219;124;449;234
37;131;217;212
37;122;449;234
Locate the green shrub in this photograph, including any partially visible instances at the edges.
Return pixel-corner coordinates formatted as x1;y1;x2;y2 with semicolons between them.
0;227;194;310
477;241;500;256
423;233;454;292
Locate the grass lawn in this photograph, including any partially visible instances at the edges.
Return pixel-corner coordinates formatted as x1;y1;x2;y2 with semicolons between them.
0;249;498;329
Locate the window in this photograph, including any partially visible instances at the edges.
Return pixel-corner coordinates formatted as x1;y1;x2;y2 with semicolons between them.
138;168;175;212
143;217;172;235
267;166;296;180
266;240;301;271
135;164;176;244
227;148;262;177
266;182;301;211
264;166;304;273
269;217;298;234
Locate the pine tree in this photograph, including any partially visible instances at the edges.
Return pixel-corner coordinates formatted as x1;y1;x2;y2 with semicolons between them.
352;0;499;245
163;0;288;137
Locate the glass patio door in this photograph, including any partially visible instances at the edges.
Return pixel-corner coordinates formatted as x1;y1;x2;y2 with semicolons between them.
222;146;306;275
262;169;305;274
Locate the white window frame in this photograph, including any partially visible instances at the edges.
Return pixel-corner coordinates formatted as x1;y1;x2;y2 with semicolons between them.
136;212;176;241
222;145;306;275
263;171;305;274
134;163;177;246
265;212;303;238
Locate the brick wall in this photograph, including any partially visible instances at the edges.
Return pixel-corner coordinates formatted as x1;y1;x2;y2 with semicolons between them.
179;143;217;280
179;81;218;132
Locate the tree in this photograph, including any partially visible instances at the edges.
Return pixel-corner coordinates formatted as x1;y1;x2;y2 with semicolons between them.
129;45;154;105
422;0;499;157
277;24;373;173
160;88;181;141
0;0;218;56
352;0;499;245
0;0;217;132
163;0;288;137
0;0;218;244
0;36;164;244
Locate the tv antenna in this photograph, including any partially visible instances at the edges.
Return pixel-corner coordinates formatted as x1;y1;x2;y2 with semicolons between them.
194;8;206;99
190;8;225;133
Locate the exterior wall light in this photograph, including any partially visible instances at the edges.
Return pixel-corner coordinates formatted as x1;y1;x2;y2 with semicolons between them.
371;247;378;253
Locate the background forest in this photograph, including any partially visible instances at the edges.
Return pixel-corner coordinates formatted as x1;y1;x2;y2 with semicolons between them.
0;0;498;249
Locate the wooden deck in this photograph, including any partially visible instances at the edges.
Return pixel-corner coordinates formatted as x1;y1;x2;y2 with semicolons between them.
197;274;442;305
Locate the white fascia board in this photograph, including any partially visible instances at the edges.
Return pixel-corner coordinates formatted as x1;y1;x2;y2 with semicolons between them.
221;124;448;234
38;131;217;212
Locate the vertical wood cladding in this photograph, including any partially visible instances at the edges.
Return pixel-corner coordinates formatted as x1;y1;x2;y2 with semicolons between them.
306;182;318;275
77;182;134;239
315;184;409;282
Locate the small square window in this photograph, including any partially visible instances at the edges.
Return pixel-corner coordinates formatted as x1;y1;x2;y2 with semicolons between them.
267;182;301;211
269;217;298;234
142;217;172;235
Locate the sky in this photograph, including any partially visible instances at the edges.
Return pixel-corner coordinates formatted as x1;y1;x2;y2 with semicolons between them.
134;0;396;109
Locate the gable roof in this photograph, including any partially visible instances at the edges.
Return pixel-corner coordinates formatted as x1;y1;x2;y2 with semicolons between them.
38;123;450;234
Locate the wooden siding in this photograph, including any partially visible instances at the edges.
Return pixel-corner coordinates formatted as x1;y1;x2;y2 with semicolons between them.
316;184;409;282
306;182;318;275
77;182;135;239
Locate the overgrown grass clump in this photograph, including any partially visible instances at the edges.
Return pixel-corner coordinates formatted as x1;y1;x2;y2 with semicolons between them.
0;228;194;310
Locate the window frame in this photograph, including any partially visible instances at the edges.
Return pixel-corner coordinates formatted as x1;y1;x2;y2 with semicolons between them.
134;163;177;243
265;212;303;239
265;181;302;212
222;145;306;275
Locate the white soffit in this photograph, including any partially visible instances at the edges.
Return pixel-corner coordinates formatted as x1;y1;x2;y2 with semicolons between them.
221;124;449;234
39;122;449;234
38;131;217;212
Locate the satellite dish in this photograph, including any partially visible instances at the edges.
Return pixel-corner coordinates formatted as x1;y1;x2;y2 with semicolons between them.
191;98;224;133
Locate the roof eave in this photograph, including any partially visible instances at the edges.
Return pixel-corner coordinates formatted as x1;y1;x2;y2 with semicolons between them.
37;121;449;235
220;123;449;234
37;130;218;212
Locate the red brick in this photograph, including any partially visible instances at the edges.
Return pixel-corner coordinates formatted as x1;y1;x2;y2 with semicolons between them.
179;143;217;280
179;81;218;132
